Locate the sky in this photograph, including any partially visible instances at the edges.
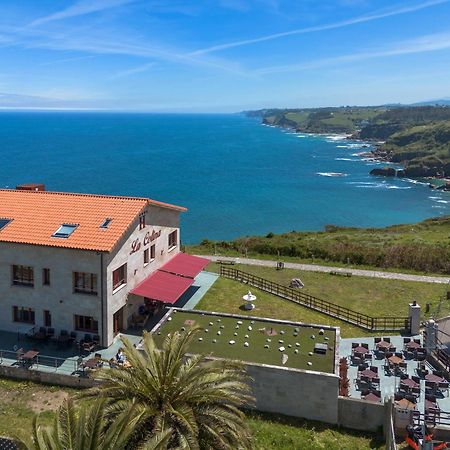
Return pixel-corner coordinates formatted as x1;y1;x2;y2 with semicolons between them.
0;0;449;112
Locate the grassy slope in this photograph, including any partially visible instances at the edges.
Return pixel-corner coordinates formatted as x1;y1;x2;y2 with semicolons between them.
197;263;447;337
379;120;450;175
188;216;450;274
0;378;385;449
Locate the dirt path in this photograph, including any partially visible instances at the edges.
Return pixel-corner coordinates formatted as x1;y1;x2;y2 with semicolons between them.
200;255;450;284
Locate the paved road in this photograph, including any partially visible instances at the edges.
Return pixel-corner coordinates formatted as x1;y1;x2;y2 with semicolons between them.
200;255;450;284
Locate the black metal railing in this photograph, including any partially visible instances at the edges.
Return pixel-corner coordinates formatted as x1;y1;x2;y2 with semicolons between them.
423;330;450;374
220;267;410;331
413;409;450;427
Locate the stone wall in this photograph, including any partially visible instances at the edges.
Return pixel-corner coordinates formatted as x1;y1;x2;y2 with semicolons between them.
0;365;97;388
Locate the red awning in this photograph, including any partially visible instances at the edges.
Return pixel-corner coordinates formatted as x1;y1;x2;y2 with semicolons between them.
130;270;194;304
159;252;210;279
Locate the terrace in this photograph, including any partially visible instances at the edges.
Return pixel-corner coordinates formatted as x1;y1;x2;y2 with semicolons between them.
341;335;450;416
151;308;338;374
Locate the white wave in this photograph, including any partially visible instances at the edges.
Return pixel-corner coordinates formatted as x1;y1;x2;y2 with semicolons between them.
317;172;348;177
335;158;354;161
402;178;429;186
429;196;442;200
296;135;307;138
435;199;450;204
336;145;350;148
386;185;412;190
347;181;376;185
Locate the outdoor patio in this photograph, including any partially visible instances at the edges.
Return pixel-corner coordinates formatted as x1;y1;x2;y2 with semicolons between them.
341;335;450;415
0;271;219;378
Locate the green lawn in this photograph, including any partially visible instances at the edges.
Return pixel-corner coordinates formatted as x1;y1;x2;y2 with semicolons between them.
0;378;74;444
153;310;336;373
0;378;385;449
248;411;385;450
195;263;447;337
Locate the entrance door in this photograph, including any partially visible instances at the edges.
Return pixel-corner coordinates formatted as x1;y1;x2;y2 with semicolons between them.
113;308;124;335
43;310;51;327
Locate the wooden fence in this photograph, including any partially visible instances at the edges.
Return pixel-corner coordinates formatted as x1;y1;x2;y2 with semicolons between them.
220;267;410;332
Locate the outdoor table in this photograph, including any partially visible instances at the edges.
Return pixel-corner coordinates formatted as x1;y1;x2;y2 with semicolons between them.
353;346;369;355
33;332;46;340
425;399;440;412
388;355;403;365
395;398;416;410
82;359;99;370
362;392;381;403
360;369;378;379
377;341;393;350
406;341;421;350
21;350;39;365
401;378;420;389
426;374;446;384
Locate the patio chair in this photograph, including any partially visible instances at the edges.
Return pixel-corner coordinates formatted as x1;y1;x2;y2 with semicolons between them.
357;380;371;392
405;394;417;404
361;343;369;349
414;339;421;345
60;330;69;337
400;373;409;380
384;337;391;343
371;377;380;387
395;392;405;401
84;334;92;343
373;389;381;398
385;352;394;359
426;394;437;403
46;327;55;338
390;347;397;353
403;338;411;344
395;352;403;358
92;335;100;345
352;342;359;348
411;387;421;397
438;382;449;395
69;331;77;343
403;350;414;360
83;341;95;353
358;363;368;371
374;337;381;344
364;353;373;360
412;375;421;384
370;366;378;374
360;375;370;383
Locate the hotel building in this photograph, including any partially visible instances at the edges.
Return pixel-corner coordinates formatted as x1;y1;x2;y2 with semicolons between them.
0;186;208;346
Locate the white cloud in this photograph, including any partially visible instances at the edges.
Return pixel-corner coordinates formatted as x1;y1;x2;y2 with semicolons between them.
255;32;450;75
190;0;450;55
31;0;136;26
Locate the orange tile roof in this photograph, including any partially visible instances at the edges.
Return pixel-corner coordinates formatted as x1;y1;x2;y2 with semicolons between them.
0;189;186;252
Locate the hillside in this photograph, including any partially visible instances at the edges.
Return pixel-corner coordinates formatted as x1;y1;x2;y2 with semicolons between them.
246;105;450;178
372;121;450;177
189;216;450;274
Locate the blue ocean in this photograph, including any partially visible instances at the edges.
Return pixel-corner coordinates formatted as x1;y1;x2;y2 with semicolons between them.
0;112;448;243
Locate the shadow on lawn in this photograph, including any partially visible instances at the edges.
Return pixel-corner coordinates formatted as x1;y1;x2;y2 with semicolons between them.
245;410;385;449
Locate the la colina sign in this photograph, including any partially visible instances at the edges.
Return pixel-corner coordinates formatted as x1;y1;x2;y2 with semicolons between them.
130;229;161;255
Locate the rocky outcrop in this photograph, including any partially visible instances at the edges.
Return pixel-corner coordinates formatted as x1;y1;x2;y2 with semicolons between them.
369;167;397;177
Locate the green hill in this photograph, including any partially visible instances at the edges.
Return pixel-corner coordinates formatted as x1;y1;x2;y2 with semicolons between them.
375;121;450;177
189;216;450;274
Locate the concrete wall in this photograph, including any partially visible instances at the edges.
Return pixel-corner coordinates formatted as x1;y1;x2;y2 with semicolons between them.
246;363;340;424
0;365;98;388
0;242;103;339
104;205;181;345
338;397;385;432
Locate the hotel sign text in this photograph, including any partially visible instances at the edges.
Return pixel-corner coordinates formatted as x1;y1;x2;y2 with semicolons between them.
130;229;161;255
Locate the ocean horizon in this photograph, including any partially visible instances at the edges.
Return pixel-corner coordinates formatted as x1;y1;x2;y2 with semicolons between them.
0;111;448;244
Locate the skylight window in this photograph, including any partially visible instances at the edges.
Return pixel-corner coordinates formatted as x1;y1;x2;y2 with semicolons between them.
0;218;12;231
100;218;112;229
52;224;77;239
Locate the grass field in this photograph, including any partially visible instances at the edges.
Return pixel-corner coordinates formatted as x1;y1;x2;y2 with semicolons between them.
195;263;447;337
153;310;336;373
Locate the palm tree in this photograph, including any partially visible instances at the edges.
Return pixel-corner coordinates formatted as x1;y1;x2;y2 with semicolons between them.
17;397;171;450
81;328;253;450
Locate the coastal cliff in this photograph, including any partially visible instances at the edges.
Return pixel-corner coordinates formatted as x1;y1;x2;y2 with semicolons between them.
245;105;450;179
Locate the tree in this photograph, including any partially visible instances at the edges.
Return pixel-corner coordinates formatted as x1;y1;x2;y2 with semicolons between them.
17;397;171;450
81;328;253;449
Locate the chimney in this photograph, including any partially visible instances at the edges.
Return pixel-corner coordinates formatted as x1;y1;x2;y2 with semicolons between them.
16;184;46;191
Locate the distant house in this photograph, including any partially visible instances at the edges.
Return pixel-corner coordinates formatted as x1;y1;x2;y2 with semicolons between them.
0;186;207;346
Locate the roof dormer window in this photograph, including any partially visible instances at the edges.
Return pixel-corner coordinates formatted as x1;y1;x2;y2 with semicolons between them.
0;218;12;231
100;218;112;229
52;224;77;238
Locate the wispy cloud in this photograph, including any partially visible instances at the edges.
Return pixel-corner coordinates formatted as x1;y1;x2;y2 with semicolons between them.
109;61;158;79
255;32;450;75
31;0;136;26
190;0;450;55
39;55;96;66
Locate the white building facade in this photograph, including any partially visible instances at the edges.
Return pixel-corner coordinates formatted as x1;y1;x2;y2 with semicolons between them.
0;187;191;346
